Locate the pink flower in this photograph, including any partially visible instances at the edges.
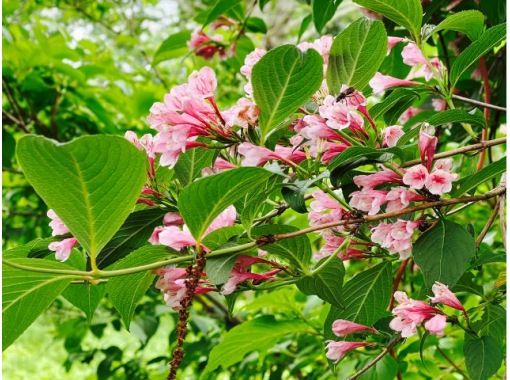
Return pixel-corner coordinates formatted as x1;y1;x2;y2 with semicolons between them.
402;43;427;66
299;115;341;141
402;164;429;190
325;341;369;362
47;209;69;236
387;36;405;52
163;212;184;226
424;314;447;337
205;205;236;235
48;237;78;262
309;191;345;228
321;143;350;164
390;291;441;337
221;255;280;295
425;169;457;195
332;319;375;336
315;233;366;260
382;125;404;147
223;98;259;128
353;169;402;189
188;30;222;59
432;98;447;111
433;158;453;171
371;220;419;259
430;282;464;311
238;143;276;166
349;189;388;215
385;187;425;212
124;131;156;159
188;67;217;98
369;73;420;94
240;48;266;78
398;106;422;124
274;145;306;165
158;226;196;250
318;96;352;130
419;124;438;170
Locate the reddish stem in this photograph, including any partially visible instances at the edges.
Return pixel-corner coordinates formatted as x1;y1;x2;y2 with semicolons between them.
476;57;491;171
388;259;410;310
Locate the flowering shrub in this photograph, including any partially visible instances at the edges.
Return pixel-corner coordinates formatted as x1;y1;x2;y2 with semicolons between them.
3;0;507;379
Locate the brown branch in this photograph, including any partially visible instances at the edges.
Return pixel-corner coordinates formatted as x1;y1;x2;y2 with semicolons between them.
401;137;506;168
477;57;492;171
348;337;403;380
2;79;29;133
389;259;410;310
274;186;506;241
476;195;503;247
451;94;505;112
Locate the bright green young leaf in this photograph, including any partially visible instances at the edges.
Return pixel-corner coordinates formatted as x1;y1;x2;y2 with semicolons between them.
353;0;423;40
312;0;342;33
298;14;313;42
451;157;505;197
464;334;503;380
252;45;323;142
3;237;59;260
327;18;387;93
433;10;485;41
324;262;392;339
178;167;274;240
62;283;105;324
252;224;312;268
413;220;476;288
105;245;176;328
199;0;243;26
449;23;506;89
297;256;345;308
202;225;245;251
97;208;167;268
153;31;192;65
16;135;147;258
3;258;78;350
174;147;216;186
204;316;309;373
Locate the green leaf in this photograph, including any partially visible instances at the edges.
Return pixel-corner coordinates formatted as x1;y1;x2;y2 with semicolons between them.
413;220;476;288
428;109;486;129
464;334;503;380
202;225;245;251
62;283;105;324
476;304;506;345
298;14;313;42
324;262;392;339
359;355;398;380
327;18;387;93
16;135;147;258
312;0;342;33
178;167;274;240
200;0;243;26
252;224;312;268
3;237;60;259
353;0;423;40
246;17;267;34
153;31;192;65
450;23;506;88
452;272;483;296
204;316;308;373
205;253;239;285
252;45;323;142
97;208;167;268
105;246;175;328
297;256;345;308
433;10;485;41
3;258;77;350
2;129;15;168
451;157;505;197
174;147;216;187
369;88;421;120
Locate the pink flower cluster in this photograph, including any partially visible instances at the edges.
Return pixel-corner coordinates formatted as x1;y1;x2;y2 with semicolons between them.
326;319;376;362
188;29;232;60
221;255;280;295
389;283;464;338
47;209;77;262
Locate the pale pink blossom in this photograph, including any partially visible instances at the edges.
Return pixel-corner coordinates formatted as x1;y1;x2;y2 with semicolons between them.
318;96;352;130
424;314;447;337
223;98;259;128
325;341;369;362
238;143;276;166
402;164;429;189
47;209;69;236
205;205;236;235
402;43;427;66
399;106;422;124
321;143;350;163
332;319;375;336
371;220;419;259
299;115;340;141
163;212;184;226
425;169;457;195
274;146;306;164
349;189;388;215
158;226;197;250
309;191;345;227
353;169;402;189
432;98;447;111
369;73;420;94
222;255;280;295
390;291;442;337
188;67;217;98
385;187;425;212
124;131;156;159
315;232;367;260
240;48;267;78
419;124;438;170
339;85;367;108
148;226;165;245
382;125;404;147
48;237;78;262
407;58;445;81
430;282;464;311
433;158;453;171
387;36;405;52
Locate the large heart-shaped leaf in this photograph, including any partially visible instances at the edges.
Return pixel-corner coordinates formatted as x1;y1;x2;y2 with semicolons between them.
464;334;503;380
327;18;387;93
16;135;147;257
252;44;323;142
432;10;485;41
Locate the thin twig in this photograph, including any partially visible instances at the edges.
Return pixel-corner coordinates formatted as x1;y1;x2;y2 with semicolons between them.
476;57;492;171
436;345;469;379
389;259;410;310
476;196;502;247
348;337;403;380
451;94;506;112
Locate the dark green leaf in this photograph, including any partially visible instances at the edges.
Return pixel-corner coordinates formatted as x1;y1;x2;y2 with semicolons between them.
200;0;243;27
476;304;506;345
464;334;503;380
174;147;216;186
451;157;505;197
205;253;239;285
246;17;267;34
298;14;313;42
369;88;421;120
359;355;398;380
312;0;342;33
202;225;244;251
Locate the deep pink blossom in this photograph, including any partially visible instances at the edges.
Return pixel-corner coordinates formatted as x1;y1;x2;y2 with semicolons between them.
349;189;388;215
318;96;352;130
353;169;402;189
47;209;69;236
382;125;404;147
221;255;280;295
430;282;465;311
321;142;350;163
158;226;197;250
48;237;78;262
325;341;369;362
163;212;184;226
369;73;420;93
402;164;429;190
419;124;438;170
332;319;376;336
